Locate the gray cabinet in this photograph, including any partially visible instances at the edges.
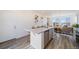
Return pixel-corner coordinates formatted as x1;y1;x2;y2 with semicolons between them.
44;30;49;47
49;29;53;40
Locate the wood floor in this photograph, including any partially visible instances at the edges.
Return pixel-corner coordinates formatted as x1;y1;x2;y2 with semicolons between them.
0;35;76;49
47;38;76;49
0;36;30;49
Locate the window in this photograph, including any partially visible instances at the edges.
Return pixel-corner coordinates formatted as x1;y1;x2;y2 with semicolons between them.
52;16;71;27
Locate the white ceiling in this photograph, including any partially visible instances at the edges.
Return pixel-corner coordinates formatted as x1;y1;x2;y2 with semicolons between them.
0;10;79;16
34;10;79;15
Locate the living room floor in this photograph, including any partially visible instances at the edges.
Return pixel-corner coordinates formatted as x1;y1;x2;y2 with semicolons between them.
0;35;77;49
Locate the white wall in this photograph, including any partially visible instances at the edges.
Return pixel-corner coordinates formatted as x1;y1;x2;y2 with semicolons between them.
0;11;4;40
77;15;79;24
0;10;45;42
78;17;79;24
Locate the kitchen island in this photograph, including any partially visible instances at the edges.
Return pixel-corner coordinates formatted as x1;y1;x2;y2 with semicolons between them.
25;27;53;49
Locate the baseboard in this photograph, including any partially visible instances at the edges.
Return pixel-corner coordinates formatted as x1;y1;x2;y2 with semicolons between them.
0;34;30;43
0;38;16;44
16;34;30;39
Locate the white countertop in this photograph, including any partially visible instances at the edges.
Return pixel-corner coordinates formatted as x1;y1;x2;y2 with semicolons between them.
25;27;53;34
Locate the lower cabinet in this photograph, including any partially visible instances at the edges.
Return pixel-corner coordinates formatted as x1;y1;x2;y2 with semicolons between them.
44;30;49;47
44;29;53;48
49;29;53;40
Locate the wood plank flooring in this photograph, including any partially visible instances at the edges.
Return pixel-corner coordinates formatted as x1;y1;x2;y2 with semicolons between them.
47;35;76;49
0;35;76;49
0;36;30;49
